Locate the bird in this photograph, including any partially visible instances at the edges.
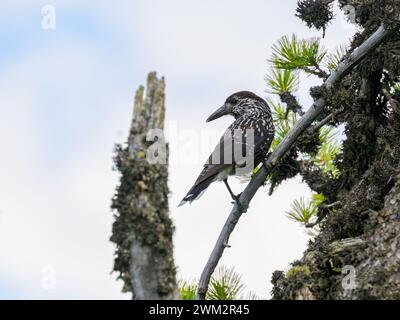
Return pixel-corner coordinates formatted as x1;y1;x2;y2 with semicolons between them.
179;91;275;209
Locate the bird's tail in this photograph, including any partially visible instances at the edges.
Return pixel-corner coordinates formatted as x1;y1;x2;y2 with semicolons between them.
178;177;215;207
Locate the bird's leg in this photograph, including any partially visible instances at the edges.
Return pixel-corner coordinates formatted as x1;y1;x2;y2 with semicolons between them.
223;179;238;200
223;179;246;212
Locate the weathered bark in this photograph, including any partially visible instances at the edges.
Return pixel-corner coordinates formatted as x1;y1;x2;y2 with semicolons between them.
111;72;179;300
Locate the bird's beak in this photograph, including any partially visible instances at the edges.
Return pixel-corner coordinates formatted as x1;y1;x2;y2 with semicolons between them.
206;105;229;123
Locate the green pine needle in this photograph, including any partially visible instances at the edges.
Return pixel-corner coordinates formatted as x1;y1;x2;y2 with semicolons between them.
266;68;299;94
269;100;298;150
324;45;347;70
206;266;245;300
179;280;197;300
286;197;318;224
179;266;255;300
270;35;327;72
312;193;326;207
314;127;341;177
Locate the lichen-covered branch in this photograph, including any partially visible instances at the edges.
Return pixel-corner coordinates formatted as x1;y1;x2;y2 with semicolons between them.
273;147;400;299
196;24;396;300
270;0;400;299
111;72;179;300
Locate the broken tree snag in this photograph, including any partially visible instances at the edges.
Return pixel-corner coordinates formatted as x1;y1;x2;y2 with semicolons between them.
111;72;179;300
196;24;397;301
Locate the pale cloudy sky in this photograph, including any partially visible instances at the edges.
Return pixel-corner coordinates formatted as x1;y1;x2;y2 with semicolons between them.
0;1;356;299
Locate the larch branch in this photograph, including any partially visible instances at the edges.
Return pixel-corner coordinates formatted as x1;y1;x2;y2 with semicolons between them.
196;24;396;300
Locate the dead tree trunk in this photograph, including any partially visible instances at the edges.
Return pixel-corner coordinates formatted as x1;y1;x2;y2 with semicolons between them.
111;72;179;300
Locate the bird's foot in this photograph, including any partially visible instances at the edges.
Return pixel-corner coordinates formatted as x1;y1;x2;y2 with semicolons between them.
261;152;273;170
231;193;247;213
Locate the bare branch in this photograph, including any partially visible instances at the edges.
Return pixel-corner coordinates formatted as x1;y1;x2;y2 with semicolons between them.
302;65;329;79
196;24;396;300
311;107;345;132
321;201;341;209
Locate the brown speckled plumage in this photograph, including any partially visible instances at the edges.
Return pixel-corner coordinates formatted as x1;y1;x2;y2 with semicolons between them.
180;91;274;206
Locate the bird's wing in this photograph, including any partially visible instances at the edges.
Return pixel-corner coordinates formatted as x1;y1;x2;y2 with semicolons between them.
237;116;275;158
193;136;234;186
179;116;274;206
193;116;274;186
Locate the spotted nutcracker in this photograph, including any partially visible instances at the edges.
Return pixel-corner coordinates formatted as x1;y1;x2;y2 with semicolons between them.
179;91;274;208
